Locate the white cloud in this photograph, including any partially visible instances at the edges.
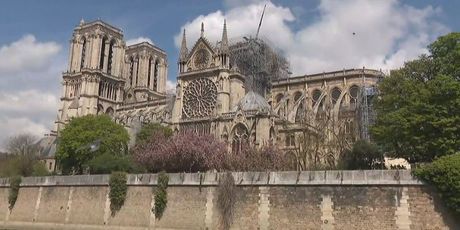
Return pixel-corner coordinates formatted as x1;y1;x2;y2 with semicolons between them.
0;116;49;149
175;0;449;75
0;35;61;75
126;37;154;46
0;90;58;115
223;0;265;8
0;35;63;150
166;80;176;94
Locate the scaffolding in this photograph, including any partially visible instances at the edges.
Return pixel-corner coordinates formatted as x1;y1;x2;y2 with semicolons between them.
228;37;290;96
358;85;379;140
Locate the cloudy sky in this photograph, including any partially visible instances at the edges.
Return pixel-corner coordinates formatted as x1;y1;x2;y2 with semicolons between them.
0;0;458;149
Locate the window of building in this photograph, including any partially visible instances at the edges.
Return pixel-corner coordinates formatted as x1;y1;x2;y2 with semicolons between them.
331;87;341;105
154;60;159;90
107;39;115;74
147;57;153;89
80;37;86;70
99;36;107;70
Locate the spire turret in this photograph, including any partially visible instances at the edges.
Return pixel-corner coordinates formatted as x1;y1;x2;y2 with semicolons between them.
200;22;204;37
221;19;229;52
179;29;188;62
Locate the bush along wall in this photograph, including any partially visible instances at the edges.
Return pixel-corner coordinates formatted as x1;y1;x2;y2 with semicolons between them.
8;176;22;210
414;153;460;216
154;171;169;219
109;172;128;216
217;172;236;230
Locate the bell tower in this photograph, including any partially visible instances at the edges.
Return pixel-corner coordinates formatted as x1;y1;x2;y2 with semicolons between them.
56;19;125;131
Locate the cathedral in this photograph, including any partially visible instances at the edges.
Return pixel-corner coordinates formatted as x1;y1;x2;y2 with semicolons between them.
47;19;383;168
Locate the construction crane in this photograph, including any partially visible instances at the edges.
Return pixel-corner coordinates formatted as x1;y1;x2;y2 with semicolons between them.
228;4;290;96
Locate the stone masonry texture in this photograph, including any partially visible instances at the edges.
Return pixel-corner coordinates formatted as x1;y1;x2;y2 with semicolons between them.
0;171;457;229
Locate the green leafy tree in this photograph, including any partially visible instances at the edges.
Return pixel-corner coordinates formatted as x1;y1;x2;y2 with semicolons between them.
85;152;142;174
135;123;172;145
414;153;460;216
56;115;130;174
372;33;460;163
339;140;384;170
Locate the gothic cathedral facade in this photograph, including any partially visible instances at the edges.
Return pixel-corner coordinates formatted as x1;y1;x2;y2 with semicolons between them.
55;19;383;165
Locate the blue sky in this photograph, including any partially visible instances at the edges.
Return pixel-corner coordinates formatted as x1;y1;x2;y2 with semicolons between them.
0;0;458;148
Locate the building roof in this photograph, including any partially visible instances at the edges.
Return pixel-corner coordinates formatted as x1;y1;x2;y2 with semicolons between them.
232;91;270;113
35;135;57;159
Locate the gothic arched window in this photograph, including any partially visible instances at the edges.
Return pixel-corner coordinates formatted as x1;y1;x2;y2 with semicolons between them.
99;36;108;70
80;37;87;70
331;87;341;105
269;127;275;143
312;89;322;107
98;81;103;96
129;57;134;87
107;39;116;74
135;57;140;86
293;91;302;102
106;107;114;116
295;100;305;123
147;57;153;89
97;104;104;115
232;124;248;154
154;60;159;91
349;85;359;107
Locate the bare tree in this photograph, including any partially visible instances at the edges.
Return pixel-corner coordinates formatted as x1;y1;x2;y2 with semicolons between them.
1;133;42;177
5;133;38;156
290;103;353;170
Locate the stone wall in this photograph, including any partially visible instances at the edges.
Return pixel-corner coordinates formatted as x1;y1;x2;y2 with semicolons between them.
0;170;457;230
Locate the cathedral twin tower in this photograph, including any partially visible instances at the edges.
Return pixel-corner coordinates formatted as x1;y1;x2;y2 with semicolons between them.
56;19;168;132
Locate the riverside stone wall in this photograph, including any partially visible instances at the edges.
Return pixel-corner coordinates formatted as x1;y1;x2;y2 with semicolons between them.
0;170;457;230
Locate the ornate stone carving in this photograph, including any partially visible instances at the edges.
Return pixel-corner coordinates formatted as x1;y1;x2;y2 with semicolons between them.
193;48;209;69
182;78;217;118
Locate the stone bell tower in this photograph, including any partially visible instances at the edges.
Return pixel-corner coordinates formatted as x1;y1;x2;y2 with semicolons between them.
55;19;125;132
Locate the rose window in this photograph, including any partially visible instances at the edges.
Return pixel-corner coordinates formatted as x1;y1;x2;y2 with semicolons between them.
182;78;217;118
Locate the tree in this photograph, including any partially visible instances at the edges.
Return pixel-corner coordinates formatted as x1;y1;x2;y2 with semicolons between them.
85;152;141;174
227;142;289;171
291;105;353;170
133;129;292;172
339;140;384;170
135;123;173;145
0;133;49;177
132;131;228;173
5;133;38;156
414;153;460;216
56;115;130;174
372;33;460;163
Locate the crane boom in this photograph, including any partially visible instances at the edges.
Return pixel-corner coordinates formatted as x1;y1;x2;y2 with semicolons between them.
256;4;266;39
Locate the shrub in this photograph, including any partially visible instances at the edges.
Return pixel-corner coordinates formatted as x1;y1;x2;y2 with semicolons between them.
32;162;50;176
86;153;142;174
8;176;22;210
339;140;385;170
109;172;128;215
132;131;227;173
154;171;169;219
136;123;173;144
414;153;460;216
132;131;290;173
226;143;289;171
217;172;236;230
